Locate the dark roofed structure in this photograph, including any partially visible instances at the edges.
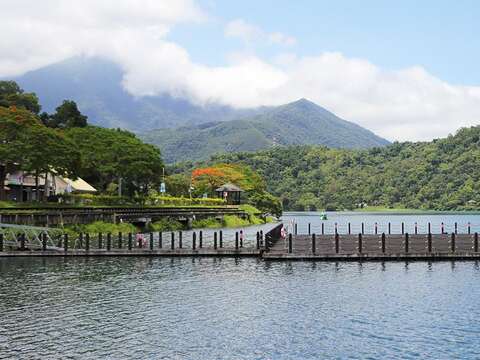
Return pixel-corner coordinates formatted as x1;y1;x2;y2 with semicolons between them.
215;183;243;205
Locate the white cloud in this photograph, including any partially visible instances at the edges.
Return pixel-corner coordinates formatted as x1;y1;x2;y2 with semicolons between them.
225;19;296;47
0;1;479;141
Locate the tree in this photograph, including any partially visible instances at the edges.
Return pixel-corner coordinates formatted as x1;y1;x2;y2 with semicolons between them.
0;80;41;114
0;106;80;201
49;100;88;128
64;126;164;195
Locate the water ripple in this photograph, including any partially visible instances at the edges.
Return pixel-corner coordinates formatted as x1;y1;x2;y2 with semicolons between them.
1;258;480;359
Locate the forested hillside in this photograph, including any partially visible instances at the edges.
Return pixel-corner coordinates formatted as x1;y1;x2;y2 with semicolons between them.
142;99;389;163
207;126;480;211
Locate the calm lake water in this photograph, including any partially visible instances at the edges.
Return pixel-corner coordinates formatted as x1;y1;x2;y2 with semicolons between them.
282;211;480;234
2;257;480;359
2;212;480;359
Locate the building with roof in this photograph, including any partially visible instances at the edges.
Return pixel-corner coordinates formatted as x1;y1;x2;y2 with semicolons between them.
5;171;96;202
215;183;243;205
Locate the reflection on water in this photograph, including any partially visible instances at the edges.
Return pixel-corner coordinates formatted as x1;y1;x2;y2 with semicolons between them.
2;257;480;359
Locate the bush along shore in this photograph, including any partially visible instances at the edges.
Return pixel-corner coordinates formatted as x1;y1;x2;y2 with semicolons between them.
60;205;275;235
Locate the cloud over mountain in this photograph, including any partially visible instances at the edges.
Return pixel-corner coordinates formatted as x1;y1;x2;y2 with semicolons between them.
1;0;480;141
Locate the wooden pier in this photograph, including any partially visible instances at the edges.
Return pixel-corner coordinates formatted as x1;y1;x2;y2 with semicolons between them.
263;232;480;260
2;223;480;261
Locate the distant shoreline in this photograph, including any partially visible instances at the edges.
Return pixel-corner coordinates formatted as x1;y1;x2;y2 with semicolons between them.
283;208;480;215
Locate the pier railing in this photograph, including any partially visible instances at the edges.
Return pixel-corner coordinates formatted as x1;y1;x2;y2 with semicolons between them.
0;229;267;254
288;221;480;236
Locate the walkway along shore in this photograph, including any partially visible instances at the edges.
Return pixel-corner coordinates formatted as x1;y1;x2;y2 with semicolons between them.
1;224;480;261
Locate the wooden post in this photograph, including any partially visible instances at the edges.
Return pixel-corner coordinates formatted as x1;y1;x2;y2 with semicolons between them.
256;232;260;250
308;223;311;235
63;233;68;252
335;222;338;235
294;223;298;235
219;230;223;248
171;232;175;250
335;233;339;254
401;223;404;235
0;233;4;252
288;233;292;254
441;222;445;234
106;232;111;251
86;233;90;251
405;233;409;253
468;223;471;235
388;222;391;235
98;233;103;249
179;231;183;249
451;232;455;253
312;233;316;254
42;233;47;251
192;232;196;250
149;232;154;251
455;222;458;235
475;233;478;253
428;233;432;253
158;232;163;248
361;223;364;235
118;232;123;249
375;222;378;235
428;222;431;234
214;232;218;250
358;233;362;254
18;233;25;250
235;232;239;250
128;233;132;250
260;230;263;246
381;233;386;253
414;222;418;235
199;231;203;248
348;223;351;235
321;223;324;235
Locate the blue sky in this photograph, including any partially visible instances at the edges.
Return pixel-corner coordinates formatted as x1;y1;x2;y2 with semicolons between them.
1;0;480;140
171;0;479;85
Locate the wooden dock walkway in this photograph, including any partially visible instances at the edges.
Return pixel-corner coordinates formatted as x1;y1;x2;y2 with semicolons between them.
263;233;480;260
2;224;480;261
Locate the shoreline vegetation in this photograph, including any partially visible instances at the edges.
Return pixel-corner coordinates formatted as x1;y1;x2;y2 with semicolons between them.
59;204;275;236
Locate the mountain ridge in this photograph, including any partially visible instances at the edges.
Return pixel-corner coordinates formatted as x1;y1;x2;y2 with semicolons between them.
141;98;390;163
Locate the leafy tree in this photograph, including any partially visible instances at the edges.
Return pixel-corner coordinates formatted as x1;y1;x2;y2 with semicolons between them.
0;106;80;200
64;126;164;195
0;80;41;114
49;100;88;128
165;174;191;197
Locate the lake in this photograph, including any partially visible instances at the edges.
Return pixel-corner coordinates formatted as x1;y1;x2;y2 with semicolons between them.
282;211;480;234
1;212;480;359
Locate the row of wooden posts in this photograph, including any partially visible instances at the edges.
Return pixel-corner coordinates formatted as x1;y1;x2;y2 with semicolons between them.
299;222;475;235
287;232;480;254
0;230;266;252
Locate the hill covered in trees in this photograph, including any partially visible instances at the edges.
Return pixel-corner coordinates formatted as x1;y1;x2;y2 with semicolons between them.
204;126;480;211
142;99;389;163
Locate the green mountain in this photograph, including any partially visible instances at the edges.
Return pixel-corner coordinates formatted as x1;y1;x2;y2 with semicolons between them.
209;126;480;211
141;99;389;163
